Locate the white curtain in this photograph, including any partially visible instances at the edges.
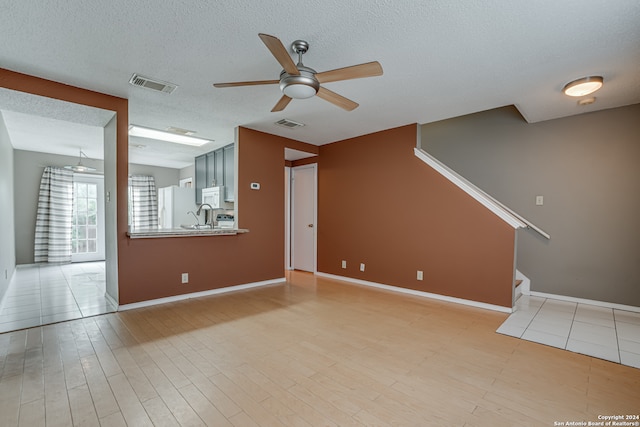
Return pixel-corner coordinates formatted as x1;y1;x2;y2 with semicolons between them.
34;167;74;263
128;175;158;229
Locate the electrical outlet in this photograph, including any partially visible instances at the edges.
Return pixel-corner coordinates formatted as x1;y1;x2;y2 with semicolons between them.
360;263;365;272
341;260;347;269
181;273;189;284
535;195;544;206
417;270;423;281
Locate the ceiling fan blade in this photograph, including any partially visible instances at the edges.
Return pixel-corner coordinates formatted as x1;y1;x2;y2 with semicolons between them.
271;95;292;112
258;33;300;76
315;61;383;84
213;80;279;88
316;87;359;111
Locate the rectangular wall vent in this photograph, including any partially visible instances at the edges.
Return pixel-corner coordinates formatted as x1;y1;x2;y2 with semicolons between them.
129;74;177;94
275;118;305;129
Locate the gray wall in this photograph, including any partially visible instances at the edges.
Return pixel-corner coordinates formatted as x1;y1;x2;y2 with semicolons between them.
13;149;182;264
179;164;195;182
0;113;16;302
128;163;180;189
421;104;640;307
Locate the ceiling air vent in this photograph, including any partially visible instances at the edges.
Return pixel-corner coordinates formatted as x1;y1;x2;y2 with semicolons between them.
129;74;177;94
275;118;305;129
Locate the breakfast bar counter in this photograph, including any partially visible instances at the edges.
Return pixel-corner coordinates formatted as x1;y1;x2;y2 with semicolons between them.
127;227;249;239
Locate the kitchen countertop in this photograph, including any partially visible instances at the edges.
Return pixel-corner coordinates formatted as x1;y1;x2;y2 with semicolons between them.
127;227;249;239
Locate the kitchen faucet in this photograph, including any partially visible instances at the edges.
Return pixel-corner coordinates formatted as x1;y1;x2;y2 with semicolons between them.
196;203;214;225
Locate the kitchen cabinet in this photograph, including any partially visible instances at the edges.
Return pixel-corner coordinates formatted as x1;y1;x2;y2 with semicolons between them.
206;151;216;186
194;143;235;204
195;154;206;204
215;149;224;190
223;144;234;201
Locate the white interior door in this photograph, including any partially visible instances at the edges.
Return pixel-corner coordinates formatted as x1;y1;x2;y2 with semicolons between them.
291;165;316;272
71;174;105;262
284;167;291;270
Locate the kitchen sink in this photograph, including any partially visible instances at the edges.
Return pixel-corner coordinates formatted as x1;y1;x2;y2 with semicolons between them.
180;224;213;230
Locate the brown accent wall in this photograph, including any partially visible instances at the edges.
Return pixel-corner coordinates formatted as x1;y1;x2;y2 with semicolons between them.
117;129;317;304
318;124;515;307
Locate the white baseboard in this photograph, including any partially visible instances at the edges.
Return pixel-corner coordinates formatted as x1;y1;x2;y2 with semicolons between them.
315;272;512;313
0;267;16;313
530;291;640;313
118;278;286;311
104;292;118;311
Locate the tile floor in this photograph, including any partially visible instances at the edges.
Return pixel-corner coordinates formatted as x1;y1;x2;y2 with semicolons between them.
498;295;640;369
0;261;115;334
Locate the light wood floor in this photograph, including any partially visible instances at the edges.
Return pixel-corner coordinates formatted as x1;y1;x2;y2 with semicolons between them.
1;271;638;426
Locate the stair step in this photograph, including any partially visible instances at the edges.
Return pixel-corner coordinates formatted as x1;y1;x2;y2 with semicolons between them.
514;279;524;303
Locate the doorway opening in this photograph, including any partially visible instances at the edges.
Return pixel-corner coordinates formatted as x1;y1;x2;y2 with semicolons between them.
0;84;120;334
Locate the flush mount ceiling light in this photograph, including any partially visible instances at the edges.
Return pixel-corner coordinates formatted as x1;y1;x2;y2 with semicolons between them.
64;149;96;172
128;125;212;147
563;76;603;97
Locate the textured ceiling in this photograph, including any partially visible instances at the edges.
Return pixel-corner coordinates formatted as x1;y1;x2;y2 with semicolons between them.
1;0;639;168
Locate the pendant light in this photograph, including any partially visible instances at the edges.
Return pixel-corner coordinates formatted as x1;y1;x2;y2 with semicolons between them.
64;149;96;172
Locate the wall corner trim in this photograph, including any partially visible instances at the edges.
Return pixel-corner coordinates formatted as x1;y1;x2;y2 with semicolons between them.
117;278;285;311
414;147;550;239
315;272;513;313
104;292;119;311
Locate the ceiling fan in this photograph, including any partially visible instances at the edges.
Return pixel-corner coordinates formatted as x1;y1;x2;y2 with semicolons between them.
213;33;383;112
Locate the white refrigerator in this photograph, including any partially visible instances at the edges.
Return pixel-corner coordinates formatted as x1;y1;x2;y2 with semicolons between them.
157;186;197;229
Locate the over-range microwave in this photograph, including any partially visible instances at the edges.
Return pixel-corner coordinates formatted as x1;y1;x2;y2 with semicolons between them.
201;186;225;209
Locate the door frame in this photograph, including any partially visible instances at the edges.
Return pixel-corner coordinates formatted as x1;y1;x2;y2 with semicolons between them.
289;164;317;273
285;166;292;270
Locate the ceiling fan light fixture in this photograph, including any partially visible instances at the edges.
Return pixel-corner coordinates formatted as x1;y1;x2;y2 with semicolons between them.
283;83;317;99
279;68;319;99
563;76;603;97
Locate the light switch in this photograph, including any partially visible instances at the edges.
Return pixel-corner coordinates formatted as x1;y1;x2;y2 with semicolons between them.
535;195;544;206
